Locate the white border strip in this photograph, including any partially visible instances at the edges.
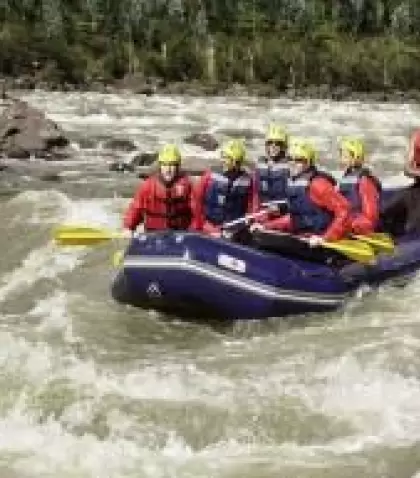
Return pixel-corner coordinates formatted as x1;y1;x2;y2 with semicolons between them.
123;256;348;306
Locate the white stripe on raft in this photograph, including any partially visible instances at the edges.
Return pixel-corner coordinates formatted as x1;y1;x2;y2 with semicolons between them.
123;256;348;306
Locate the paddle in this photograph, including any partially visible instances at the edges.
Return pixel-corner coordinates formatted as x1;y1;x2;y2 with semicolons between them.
351;232;395;254
314;238;375;264
261;199;288;209
222;209;381;263
112;250;125;267
53;197;288;246
53;214;382;266
53;222;376;266
254;229;376;265
222;200;288;230
52;225;130;246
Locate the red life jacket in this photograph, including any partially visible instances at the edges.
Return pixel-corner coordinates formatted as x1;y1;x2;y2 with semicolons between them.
143;174;192;231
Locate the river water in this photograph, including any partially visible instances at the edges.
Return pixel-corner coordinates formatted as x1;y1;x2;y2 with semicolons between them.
0;90;420;477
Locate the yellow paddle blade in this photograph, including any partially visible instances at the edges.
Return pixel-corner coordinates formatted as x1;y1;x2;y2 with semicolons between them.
112;250;125;267
322;239;376;265
53;225;123;238
352;233;395;254
52;225;128;246
369;232;394;244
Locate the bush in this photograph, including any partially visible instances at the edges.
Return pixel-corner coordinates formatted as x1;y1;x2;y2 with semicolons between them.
2;0;420;94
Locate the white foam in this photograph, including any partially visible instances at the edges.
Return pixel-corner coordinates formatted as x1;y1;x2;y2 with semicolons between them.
17;90;420;181
0;328;234;408
27;289;79;344
5;189;125;230
1;190;128;307
300;353;420;445
7;189;73;226
60;198;124;230
0;243;85;303
0;323;418;476
0;404;143;478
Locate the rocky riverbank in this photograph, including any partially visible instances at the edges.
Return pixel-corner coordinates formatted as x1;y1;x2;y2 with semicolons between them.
4;74;420;104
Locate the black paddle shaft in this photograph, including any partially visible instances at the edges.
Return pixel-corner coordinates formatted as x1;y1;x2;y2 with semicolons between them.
251;230;348;267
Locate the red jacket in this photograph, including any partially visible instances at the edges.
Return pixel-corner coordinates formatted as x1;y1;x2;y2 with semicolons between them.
411;130;420;166
123;173;193;231
350;175;380;235
191;169;258;234
262;176;350;241
405;130;420;178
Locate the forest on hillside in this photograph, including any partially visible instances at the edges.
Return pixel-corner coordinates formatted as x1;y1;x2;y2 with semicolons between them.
1;0;420;93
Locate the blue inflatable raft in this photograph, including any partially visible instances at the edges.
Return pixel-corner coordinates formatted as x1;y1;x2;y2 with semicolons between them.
110;225;420;320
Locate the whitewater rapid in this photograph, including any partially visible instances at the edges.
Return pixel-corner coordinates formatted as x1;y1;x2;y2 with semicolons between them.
0;91;419;477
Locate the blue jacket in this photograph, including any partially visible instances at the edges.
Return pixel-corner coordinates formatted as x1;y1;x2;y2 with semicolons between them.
255;158;289;203
287;168;336;234
204;170;252;225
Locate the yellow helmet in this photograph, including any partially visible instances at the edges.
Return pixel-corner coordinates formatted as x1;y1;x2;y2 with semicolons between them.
288;138;318;165
265;123;288;144
158;144;181;165
221;139;246;164
339;137;365;163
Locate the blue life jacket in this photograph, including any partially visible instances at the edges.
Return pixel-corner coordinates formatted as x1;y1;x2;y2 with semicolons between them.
204;170;252;225
287;168;335;234
255;157;289;203
339;167;382;214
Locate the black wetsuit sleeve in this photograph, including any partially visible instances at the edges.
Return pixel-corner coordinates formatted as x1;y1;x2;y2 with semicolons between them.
381;192;408;236
404;184;420;234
